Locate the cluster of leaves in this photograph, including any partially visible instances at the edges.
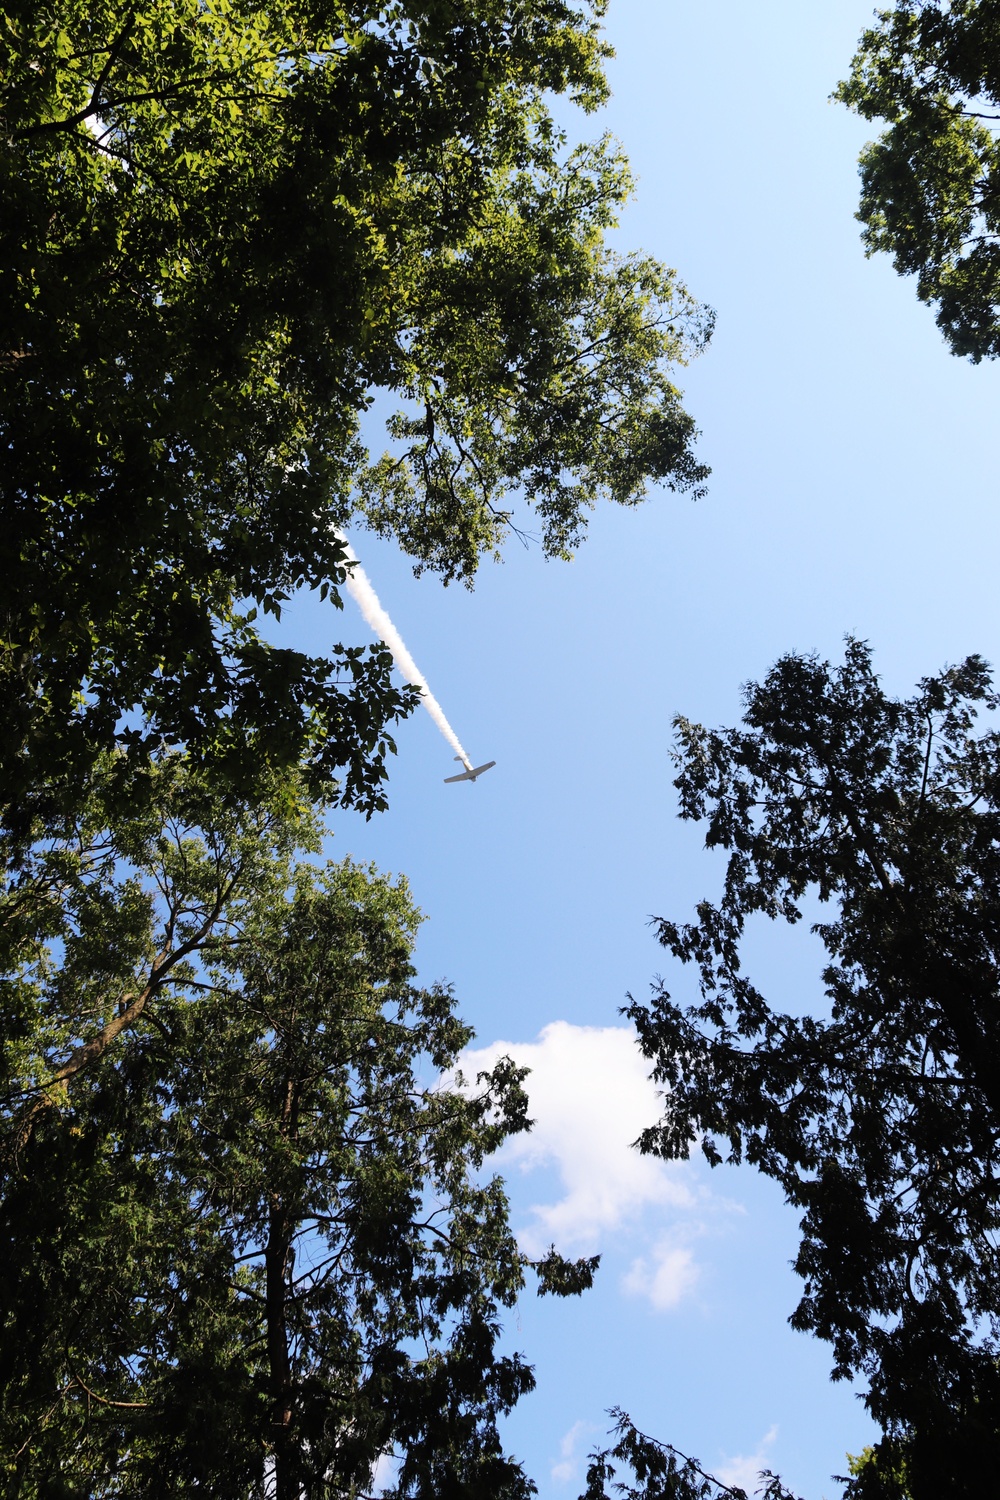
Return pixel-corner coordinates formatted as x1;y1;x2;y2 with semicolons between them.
627;641;1000;1499
844;1442;914;1500
0;756;596;1497
0;0;711;816
837;0;1000;359
578;1410;801;1500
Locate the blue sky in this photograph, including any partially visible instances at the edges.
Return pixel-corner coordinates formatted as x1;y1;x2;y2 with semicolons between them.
273;4;1000;1495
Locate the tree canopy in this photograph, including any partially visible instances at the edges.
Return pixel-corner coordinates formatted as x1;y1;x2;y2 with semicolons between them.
629;642;1000;1499
0;0;712;817
0;756;595;1496
838;0;1000;360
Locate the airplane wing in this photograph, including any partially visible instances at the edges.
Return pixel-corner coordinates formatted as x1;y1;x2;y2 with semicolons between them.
444;760;496;784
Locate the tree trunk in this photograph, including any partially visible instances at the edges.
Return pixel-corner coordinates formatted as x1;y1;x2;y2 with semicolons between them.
266;1206;294;1500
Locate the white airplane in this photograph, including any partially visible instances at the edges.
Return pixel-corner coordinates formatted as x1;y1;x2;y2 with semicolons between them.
444;756;496;784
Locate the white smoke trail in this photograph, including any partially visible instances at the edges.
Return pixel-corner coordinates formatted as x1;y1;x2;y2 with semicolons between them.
337;535;472;770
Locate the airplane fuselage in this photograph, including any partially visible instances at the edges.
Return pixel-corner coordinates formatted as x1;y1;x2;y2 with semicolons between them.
443;759;496;784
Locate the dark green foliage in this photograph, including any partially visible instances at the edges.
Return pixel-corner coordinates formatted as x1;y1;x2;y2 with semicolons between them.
844;1442;913;1500
838;1;1000;359
577;1410;801;1500
530;1247;600;1298
0;759;593;1496
629;641;1000;1498
0;0;712;815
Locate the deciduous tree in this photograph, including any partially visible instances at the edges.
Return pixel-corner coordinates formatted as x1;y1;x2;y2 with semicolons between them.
838;0;1000;360
0;0;712;816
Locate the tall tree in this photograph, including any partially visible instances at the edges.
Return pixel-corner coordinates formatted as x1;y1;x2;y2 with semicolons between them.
0;0;712;816
0;758;595;1496
628;642;1000;1498
838;0;1000;360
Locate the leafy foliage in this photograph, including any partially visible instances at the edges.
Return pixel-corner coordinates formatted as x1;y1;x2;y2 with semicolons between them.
530;1247;600;1298
0;0;712;813
837;0;1000;359
577;1410;801;1500
0;758;594;1496
844;1442;913;1500
629;641;1000;1498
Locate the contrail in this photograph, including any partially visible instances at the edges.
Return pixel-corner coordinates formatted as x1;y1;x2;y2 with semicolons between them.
337;535;472;771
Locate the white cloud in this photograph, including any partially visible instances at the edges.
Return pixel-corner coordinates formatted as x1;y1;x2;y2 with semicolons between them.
622;1241;699;1310
458;1021;696;1256
550;1419;595;1486
716;1426;779;1494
